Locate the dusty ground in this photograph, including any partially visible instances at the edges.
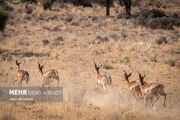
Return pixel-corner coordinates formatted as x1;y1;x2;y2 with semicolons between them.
0;0;180;120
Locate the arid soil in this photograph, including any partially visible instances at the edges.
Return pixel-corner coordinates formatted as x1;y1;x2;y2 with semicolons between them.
0;0;180;120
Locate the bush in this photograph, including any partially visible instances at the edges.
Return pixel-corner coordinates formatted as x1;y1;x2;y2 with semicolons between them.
134;9;180;29
42;39;49;46
150;57;157;62
20;0;37;3
119;56;129;64
43;0;52;10
165;60;175;66
0;0;4;4
103;64;113;69
150;9;166;18
0;7;9;31
65;14;73;22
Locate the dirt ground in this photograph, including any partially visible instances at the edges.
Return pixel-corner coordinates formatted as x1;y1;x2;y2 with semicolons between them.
0;0;180;120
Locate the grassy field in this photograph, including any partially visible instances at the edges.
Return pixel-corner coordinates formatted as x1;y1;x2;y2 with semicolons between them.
0;0;180;120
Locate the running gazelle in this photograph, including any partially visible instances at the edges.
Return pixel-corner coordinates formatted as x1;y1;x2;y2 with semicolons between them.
10;60;29;87
38;62;59;87
138;72;167;108
93;60;112;93
123;70;142;100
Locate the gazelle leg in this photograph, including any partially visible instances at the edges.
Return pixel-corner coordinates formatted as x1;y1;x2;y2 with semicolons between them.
18;80;23;87
132;91;137;101
144;97;148;107
26;79;28;87
57;79;59;87
11;75;19;87
151;96;160;108
163;93;167;107
135;92;139;101
103;83;106;93
11;80;18;87
95;82;98;89
18;76;23;87
138;92;143;100
42;83;45;87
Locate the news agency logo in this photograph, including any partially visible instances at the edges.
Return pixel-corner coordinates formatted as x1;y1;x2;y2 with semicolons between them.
9;89;28;95
0;87;63;102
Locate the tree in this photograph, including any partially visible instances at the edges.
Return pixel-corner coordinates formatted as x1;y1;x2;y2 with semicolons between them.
106;0;110;16
123;0;131;15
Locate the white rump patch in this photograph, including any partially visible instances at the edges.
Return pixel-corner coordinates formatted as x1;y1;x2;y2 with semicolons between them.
105;74;110;78
54;70;58;76
97;80;101;84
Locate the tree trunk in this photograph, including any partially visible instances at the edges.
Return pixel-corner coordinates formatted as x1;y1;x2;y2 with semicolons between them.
123;0;131;15
106;0;110;16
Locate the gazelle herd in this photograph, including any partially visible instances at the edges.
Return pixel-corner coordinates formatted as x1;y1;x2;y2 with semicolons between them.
10;59;167;108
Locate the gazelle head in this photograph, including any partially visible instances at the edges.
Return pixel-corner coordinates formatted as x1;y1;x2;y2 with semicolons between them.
38;62;46;73
123;70;132;83
93;61;100;74
138;71;146;85
16;60;21;69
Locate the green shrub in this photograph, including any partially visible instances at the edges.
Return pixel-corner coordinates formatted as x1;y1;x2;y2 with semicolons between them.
151;57;157;62
119;56;129;64
151;9;166;18
165;59;175;66
20;0;37;3
0;7;9;31
65;14;73;22
147;16;173;29
134;9;180;29
111;59;117;63
43;0;52;10
103;64;113;69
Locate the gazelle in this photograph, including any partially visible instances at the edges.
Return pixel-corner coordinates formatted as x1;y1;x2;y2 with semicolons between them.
38;62;59;87
123;70;142;100
138;72;167;108
93;61;112;93
10;60;29;87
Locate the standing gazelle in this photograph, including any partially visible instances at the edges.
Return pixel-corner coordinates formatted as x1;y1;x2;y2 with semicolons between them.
93;61;112;93
138;72;167;108
38;62;59;87
123;70;142;100
10;60;29;87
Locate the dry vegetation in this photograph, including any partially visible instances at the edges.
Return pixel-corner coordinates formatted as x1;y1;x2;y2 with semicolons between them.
0;0;180;120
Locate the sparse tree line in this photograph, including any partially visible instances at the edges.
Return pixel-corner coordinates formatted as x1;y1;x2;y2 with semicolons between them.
0;0;132;33
0;0;180;33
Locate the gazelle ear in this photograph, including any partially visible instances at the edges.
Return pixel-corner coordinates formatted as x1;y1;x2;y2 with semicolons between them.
138;72;142;78
128;73;132;77
143;74;146;78
16;60;20;65
93;60;98;69
42;63;46;67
